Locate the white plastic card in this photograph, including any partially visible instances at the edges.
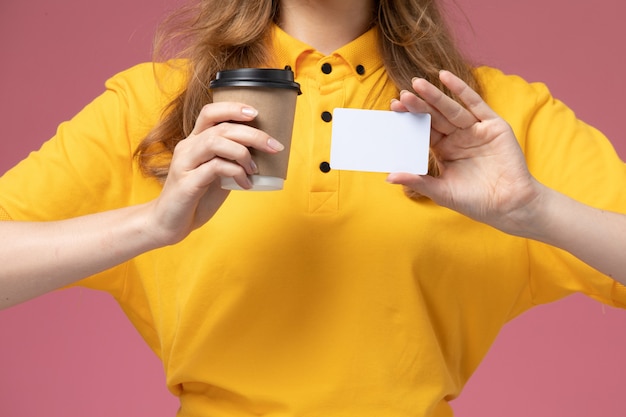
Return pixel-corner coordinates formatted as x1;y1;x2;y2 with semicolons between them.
329;108;431;174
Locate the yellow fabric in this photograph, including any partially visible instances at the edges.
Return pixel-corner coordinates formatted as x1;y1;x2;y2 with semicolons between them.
1;24;626;416
0;206;11;221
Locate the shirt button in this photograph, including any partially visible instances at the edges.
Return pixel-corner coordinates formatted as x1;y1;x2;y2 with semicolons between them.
319;162;331;173
356;65;365;75
321;111;332;122
321;63;332;74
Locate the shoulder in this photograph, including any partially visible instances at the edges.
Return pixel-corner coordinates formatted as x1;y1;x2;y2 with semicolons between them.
471;66;578;144
104;60;190;111
473;66;553;115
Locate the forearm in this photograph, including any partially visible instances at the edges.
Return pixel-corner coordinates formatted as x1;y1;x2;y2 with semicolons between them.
520;184;626;285
0;203;163;309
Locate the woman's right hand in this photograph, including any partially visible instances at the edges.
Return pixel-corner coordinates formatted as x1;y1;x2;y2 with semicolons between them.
146;102;284;246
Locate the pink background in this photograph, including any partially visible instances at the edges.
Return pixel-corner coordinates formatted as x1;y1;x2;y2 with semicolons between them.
1;0;625;416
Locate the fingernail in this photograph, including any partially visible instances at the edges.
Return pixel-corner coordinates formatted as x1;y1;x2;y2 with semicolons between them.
267;138;284;151
249;159;258;174
242;107;258;117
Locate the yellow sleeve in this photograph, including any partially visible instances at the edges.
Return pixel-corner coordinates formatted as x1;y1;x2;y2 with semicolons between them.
478;67;626;308
0;62;181;295
1;63;154;220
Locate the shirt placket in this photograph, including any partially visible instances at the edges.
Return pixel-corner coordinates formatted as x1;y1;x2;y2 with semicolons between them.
307;55;350;214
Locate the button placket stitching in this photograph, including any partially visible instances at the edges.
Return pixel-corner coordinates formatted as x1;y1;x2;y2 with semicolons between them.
308;56;346;213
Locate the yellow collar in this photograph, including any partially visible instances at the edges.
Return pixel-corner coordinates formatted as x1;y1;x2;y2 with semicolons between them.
270;24;383;80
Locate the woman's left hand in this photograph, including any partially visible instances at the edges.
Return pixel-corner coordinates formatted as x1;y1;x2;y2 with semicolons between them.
388;70;543;236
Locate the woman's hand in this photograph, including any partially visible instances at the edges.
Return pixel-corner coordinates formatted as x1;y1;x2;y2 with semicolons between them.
146;102;284;246
388;70;544;236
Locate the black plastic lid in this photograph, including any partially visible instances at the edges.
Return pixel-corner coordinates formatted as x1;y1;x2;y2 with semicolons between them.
209;68;301;94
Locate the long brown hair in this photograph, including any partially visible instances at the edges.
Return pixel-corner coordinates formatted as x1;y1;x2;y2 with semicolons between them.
135;0;480;181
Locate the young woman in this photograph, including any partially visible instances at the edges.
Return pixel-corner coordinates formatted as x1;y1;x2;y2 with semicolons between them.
1;0;625;416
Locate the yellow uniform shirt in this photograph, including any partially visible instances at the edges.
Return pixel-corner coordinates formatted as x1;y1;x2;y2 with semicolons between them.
1;25;626;417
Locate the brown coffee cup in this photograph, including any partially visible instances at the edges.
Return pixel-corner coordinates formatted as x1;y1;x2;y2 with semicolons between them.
209;68;301;191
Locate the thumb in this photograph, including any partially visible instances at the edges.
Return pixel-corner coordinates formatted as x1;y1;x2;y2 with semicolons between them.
387;172;450;204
